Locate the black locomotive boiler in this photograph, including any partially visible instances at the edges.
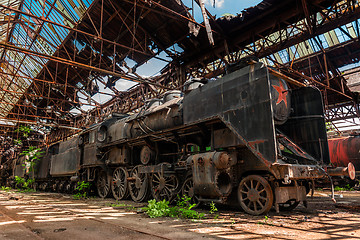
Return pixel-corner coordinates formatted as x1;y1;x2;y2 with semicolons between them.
3;60;354;215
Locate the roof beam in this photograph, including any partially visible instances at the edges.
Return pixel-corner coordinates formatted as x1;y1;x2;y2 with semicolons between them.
0;41;173;89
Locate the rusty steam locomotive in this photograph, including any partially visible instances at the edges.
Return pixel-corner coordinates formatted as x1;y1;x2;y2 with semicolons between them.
1;61;354;215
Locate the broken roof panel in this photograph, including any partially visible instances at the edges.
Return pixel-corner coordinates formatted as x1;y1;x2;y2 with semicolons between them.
0;0;93;119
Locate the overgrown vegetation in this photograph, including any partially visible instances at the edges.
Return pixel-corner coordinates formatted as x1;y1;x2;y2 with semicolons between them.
13;139;22;146
334;184;355;191
144;199;172;218
15;125;31;138
21;146;44;173
257;215;273;225
1;186;11;191
14;176;35;192
209;201;219;219
13;125;44;188
73;181;91;199
326;122;334;132
143;195;204;219
108;202;136;210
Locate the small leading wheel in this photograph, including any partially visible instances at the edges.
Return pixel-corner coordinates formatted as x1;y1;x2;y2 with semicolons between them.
58;181;65;192
97;169;111;198
65;182;72;193
128;165;149;202
279;199;300;211
150;172;178;202
111;167;129;200
181;176;200;208
238;175;274;215
52;182;58;192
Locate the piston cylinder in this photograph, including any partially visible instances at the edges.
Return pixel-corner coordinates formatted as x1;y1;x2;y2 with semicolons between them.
187;151;235;200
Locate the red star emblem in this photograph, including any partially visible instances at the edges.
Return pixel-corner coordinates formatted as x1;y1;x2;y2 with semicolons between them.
273;81;288;107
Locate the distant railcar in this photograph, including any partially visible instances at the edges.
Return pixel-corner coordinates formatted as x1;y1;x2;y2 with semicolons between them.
328;136;360;177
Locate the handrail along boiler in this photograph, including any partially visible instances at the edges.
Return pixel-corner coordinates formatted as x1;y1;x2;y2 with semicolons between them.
1;60;355;215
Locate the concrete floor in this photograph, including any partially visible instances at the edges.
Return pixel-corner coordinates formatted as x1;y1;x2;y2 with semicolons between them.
1;189;360;239
0;191;212;239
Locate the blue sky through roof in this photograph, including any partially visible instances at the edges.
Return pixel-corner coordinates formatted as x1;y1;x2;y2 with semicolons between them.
1;0;94;116
8;0;93;79
7;0;360;117
88;0;263;110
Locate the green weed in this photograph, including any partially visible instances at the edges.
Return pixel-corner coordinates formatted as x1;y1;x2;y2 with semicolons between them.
15;125;31;138
14;176;34;191
143;195;204;219
257;215;273;225
144;199;172;218
1;186;11;191
108;202;136;210
13;139;22;146
21;146;44;173
334;184;354;191
209;201;219;219
73;181;91;199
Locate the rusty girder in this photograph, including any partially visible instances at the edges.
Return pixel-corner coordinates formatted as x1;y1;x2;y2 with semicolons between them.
1;0;360;149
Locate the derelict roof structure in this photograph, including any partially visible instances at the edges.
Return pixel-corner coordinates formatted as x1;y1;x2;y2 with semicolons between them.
0;0;193;124
1;0;360;150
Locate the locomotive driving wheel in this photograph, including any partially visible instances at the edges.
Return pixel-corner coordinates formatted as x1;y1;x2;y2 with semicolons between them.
181;176;200;208
128;165;149;202
111;167;129;200
237;175;273;215
97;169;111;198
150;171;179;202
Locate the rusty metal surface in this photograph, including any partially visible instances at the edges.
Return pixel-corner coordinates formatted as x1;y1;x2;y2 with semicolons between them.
0;59;339;213
13;156;25;178
102;97;183;145
50;137;81;176
213;128;244;149
128;97;183;138
107;146;129;165
140;146;155;165
188;151;234;200
0;0;193;128
82;144;101;166
278;86;330;164
326;163;356;180
34;149;51;179
328;136;360;173
184;62;276;167
138;164;172;174
274;186;306;204
270;163;326;180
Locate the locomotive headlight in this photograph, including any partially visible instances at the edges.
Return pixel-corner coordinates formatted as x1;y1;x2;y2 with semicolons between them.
97;125;107;142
